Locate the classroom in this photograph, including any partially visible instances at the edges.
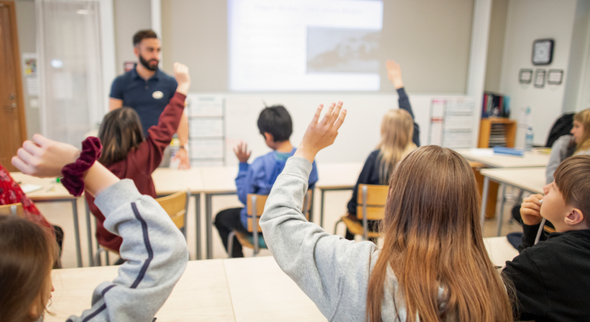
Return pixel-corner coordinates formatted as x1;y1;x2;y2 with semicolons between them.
2;0;590;321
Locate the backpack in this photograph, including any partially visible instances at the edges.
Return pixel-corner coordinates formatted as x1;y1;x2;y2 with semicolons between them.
545;113;574;147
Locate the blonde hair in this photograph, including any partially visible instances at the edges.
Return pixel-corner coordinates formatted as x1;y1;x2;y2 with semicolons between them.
574;108;590;152
376;109;416;184
366;146;513;322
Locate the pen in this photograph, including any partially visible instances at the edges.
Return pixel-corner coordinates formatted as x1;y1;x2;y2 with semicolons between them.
534;199;545;245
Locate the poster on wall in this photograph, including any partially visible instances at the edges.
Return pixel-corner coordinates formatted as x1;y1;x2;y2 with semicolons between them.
22;53;39;96
428;98;476;149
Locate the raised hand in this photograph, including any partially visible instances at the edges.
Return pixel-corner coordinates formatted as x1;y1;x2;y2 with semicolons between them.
234;142;251;163
295;102;346;163
12;134;80;178
386;60;404;89
174;62;191;95
520;193;544;226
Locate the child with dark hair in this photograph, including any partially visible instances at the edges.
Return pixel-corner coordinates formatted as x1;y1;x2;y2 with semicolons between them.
87;62;190;254
503;155;590;321
214;105;318;258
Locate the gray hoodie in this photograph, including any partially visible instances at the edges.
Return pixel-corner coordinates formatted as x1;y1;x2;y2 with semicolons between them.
64;179;188;322
260;157;412;321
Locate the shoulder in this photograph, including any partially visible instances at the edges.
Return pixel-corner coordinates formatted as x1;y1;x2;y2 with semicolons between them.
112;71;134;85
158;70;178;87
552;135;573;149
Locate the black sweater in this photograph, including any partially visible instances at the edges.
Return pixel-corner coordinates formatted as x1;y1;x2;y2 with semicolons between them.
346;87;420;216
502;225;590;322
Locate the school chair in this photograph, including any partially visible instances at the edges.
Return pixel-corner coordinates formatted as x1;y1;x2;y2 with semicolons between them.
333;184;389;241
92;190;190;266
0;203;24;217
228;190;312;258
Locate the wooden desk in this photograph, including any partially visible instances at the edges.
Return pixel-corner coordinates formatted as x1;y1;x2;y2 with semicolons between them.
224;256;325;321
45;237;518;321
10;172;83;267
153;168;204;260
480;168;546;235
200;166;239;259
455;148;549;168
314;163;363;228
45;260;234;322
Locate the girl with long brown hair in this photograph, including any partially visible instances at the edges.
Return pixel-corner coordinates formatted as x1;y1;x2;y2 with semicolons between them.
87;62;190;257
260;102;512;321
345;60;419;240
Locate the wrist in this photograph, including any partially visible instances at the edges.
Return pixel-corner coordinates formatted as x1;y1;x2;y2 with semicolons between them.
393;80;404;89
294;146;317;163
176;84;190;95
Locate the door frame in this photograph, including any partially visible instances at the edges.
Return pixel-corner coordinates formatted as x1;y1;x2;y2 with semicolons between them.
1;0;28;143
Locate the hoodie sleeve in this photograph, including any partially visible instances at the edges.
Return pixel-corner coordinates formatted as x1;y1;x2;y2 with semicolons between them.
260;157;377;320
66;179;188;322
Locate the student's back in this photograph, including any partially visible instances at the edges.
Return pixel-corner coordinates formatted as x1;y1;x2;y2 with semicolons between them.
260;103;512;321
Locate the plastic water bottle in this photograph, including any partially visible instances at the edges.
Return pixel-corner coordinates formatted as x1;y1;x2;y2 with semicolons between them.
525;126;534;152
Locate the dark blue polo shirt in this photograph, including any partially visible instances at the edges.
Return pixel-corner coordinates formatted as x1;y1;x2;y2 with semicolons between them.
110;65;178;136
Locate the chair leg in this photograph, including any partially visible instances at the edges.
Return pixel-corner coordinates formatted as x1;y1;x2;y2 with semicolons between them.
228;231;235;259
94;247;103;266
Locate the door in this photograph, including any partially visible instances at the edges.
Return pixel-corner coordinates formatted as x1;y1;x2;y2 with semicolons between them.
0;1;27;172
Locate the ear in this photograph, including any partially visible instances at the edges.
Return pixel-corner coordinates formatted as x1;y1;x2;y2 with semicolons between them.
133;46;139;58
564;208;585;226
264;132;274;143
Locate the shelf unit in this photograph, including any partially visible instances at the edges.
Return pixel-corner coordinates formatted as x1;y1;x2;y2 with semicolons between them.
478;118;517;148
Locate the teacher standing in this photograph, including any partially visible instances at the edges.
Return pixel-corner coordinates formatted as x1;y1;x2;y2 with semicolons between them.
109;29;190;169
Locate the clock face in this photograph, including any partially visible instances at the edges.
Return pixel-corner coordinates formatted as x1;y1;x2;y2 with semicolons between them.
532;39;554;65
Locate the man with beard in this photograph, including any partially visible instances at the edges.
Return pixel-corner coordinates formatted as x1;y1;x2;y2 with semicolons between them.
109;29;190;169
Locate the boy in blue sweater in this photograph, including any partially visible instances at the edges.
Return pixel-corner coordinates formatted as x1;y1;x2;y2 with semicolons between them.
214;105;318;257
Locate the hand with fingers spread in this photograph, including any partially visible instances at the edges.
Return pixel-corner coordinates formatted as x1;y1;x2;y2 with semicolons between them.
386;60;404;89
11;134;81;178
234;142;251;163
295;102;347;163
520;193;544;226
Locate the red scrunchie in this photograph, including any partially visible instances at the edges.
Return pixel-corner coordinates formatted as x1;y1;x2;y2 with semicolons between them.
61;137;102;197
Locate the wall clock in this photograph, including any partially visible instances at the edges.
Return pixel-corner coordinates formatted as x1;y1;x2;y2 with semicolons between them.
532;39;554;65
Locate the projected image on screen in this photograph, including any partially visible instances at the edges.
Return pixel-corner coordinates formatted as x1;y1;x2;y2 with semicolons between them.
307;28;380;74
228;0;383;91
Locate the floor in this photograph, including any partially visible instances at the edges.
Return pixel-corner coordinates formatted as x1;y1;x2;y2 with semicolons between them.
39;185;526;268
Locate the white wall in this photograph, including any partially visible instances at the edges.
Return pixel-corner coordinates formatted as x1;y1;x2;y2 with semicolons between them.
564;0;590;113
206;92;461;165
113;0;151;75
500;0;578;147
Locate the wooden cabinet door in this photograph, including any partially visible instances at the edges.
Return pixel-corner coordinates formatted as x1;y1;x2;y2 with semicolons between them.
0;1;27;171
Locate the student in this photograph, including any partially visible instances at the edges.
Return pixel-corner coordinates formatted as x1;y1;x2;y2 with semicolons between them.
511;108;590;233
546;108;590;183
503;155;590;321
344;60;419;240
4;134;188;322
0;163;63;257
214;105;319;258
87;62;190;255
260;103;512;321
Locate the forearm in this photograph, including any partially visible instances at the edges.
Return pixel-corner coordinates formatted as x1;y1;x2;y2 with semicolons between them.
177;112;189;146
83;162;120;197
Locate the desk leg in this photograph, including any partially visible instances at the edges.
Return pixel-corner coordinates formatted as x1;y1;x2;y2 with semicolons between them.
195;194;201;260
480;177;490;228
206;194;213;259
71;199;82;267
85;202;94;267
320;189;325;228
496;184;507;236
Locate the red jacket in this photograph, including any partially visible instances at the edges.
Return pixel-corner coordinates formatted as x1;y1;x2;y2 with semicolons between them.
86;92;186;251
0;164;52;230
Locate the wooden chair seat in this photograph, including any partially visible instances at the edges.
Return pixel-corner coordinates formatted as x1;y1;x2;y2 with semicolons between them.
0;203;24;217
340;215;381;238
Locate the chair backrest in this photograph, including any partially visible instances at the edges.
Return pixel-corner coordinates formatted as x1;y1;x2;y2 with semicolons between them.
246;190;313;233
0;203;25;217
356;184;389;221
155;190;190;232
